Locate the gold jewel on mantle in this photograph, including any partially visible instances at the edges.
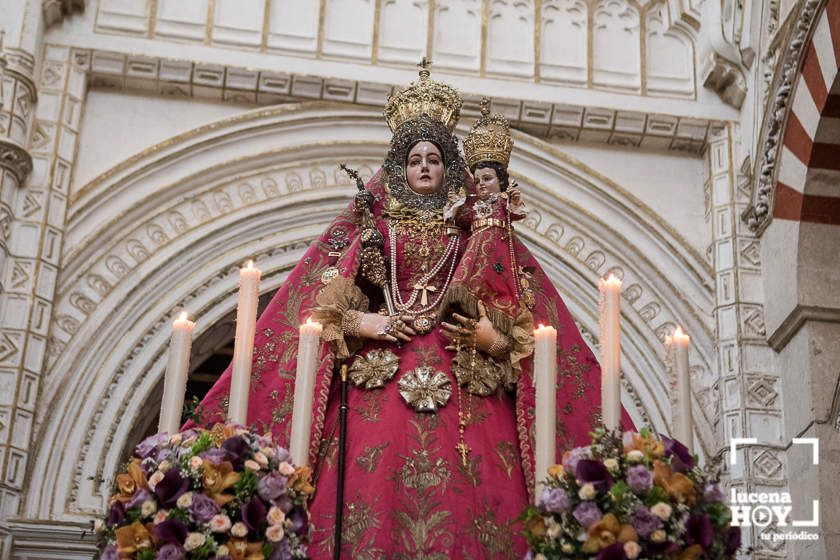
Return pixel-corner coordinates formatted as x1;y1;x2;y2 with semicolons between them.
383;58;463;133
463;97;514;169
348;349;400;389
397;366;452;412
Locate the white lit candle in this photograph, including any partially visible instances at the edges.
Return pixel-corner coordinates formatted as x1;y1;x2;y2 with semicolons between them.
533;323;557;502
228;260;261;425
290;317;323;466
159;311;195;435
667;326;693;453
598;274;622;431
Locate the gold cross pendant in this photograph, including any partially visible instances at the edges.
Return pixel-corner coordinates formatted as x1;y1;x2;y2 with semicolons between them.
413;282;437;306
456;440;471;468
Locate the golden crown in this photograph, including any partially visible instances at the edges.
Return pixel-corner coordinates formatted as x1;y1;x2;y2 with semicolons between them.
463;98;513;169
384;60;463;133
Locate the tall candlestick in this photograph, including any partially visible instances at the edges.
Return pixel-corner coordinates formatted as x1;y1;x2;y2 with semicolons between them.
598;274;622;431
290;317;323;466
228;260;261;425
533;323;557;502
159;311;195;435
667;326;693;453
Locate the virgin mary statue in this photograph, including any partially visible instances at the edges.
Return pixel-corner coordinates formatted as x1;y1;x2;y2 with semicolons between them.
188;69;631;558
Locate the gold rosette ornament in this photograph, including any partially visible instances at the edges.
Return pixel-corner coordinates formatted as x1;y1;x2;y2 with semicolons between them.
398;366;452;412
348;349;400;389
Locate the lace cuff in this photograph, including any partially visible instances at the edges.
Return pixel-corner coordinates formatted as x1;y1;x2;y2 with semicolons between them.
509;306;535;379
311;276;370;359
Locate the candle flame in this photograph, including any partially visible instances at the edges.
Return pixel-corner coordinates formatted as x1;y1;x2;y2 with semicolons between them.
537;323;545;329
674;326;685;337
306;317;315;325
245;259;254;269
178;311;188;321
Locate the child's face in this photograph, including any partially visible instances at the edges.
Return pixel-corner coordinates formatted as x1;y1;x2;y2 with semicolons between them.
474;167;501;198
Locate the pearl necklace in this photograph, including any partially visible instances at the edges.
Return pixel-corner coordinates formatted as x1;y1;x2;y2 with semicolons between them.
388;221;459;314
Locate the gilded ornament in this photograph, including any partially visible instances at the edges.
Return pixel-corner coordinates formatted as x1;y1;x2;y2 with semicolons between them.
463;97;514;169
348;349;400;390
320;266;339;285
398;366;451;412
383;62;462;133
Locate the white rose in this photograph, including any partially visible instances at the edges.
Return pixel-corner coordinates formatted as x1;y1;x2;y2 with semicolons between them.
254;452;269;467
140;500;157;518
265;524;285;542
209;514;232;533
169;433;182;446
231;521;248;538
216;545;230;556
534;555;547;560
624;541;641;559
578;483;596;500
176;491;193;509
189;456;203;470
561;543;574;554
267;506;286;526
153;510;169;525
244;459;261;471
158;460;172;472
627;450;645;463
183;532;206;551
261;447;275;458
546;518;561;540
148;471;165;491
651;502;672;520
650;529;666;543
279;462;295;476
603;458;619;472
93;519;104;534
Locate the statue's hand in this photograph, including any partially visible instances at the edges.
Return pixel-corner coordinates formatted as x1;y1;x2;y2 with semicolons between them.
441;301;498;353
358;312;416;343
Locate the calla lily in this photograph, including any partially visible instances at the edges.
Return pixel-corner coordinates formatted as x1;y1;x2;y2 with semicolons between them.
227;537;265;560
115;521;152;557
582;513;637;554
653;461;696;505
114;459;149;502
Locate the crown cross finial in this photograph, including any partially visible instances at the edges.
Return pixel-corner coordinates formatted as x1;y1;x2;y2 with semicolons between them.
418;56;432;78
479;97;491;117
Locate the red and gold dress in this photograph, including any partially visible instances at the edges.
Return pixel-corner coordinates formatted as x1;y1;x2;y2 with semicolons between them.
187;175;633;558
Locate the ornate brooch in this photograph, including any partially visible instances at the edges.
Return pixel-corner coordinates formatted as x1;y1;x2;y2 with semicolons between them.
473;198;493;219
398;366;451;412
348;349;400;389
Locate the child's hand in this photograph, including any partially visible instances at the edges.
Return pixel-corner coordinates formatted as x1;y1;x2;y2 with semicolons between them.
509;186;522;206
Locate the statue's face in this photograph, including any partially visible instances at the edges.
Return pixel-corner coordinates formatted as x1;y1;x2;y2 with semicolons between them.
473;166;501;198
405;141;444;195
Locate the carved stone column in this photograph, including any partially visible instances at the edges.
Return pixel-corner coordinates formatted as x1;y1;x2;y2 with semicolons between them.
708;125;788;559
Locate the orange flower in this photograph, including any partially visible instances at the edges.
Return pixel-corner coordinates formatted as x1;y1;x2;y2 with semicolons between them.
202;460;240;506
653;461;696;505
227;538;265;560
114;459;149;502
291;466;315;496
624;433;664;459
547;464;565;479
115;521;152;557
581;513;638;553
523;515;547;539
676;544;703;560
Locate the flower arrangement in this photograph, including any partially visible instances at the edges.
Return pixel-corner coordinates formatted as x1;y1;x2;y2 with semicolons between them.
95;424;314;560
523;428;740;560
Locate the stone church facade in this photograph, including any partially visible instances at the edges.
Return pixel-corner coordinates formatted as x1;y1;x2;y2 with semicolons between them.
0;1;837;558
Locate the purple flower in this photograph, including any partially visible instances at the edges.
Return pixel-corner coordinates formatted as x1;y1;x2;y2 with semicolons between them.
154;518;188;545
288;506;309;536
100;544;118;560
189;492;220;524
572;501;602;528
562;447;588;472
684;514;713;550
725;526;741;555
274;446;291;464
258;472;288;502
538;487;570;514
154;468;189;508
126;489;152;510
201;448;229;465
595;543;628;560
704;483;725;502
156;544;185;560
575;459;613;491
107;500;125;527
274;494;293;514
631;506;662;538
626;465;653;493
663;436;694;473
242;495;267;532
135;433;169;460
221;436;249;469
268;538;293;560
